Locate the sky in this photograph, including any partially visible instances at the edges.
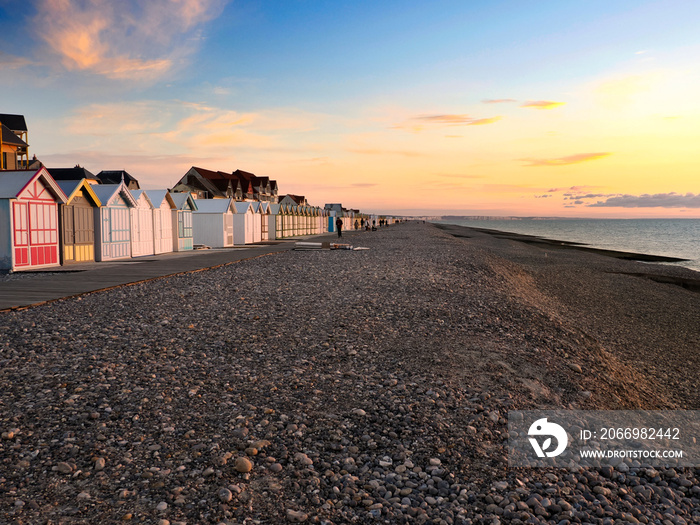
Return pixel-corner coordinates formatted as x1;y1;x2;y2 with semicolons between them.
1;0;699;217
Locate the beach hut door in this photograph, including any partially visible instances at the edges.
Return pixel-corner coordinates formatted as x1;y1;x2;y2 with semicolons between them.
225;214;233;246
12;202;29;266
62;206;75;261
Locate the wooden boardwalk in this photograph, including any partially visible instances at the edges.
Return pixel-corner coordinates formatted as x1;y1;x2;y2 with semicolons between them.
0;233;352;311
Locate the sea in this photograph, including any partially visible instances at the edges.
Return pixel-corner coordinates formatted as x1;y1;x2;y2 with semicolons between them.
434;218;700;274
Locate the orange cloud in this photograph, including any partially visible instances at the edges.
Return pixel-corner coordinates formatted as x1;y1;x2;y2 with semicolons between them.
482;99;517;104
34;0;226;80
521;100;566;110
469;116;502;125
521;152;612;167
395;113;502;131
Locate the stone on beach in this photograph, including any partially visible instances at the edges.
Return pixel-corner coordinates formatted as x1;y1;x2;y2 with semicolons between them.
1;222;699;524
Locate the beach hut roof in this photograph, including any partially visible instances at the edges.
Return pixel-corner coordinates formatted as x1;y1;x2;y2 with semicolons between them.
193;198;234;213
0;167;67;202
169;191;198;211
130;189;155;208
269;203;281;214
233;201;253;214
56;178;102;206
146;190;175;209
92;182;137;207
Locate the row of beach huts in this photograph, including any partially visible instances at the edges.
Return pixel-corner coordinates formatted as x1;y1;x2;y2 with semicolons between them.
0;166;398;272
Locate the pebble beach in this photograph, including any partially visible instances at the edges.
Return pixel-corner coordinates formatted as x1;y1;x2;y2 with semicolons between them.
1;221;699;524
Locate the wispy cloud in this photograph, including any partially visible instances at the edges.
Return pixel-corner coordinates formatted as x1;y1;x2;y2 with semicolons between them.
347;148;424;157
588;193;700;208
521;152;612;167
482;99;517;104
60;100;330;156
521;100;566;110
33;0;227;80
0;51;35;69
395;113;502;131
548;186;598;193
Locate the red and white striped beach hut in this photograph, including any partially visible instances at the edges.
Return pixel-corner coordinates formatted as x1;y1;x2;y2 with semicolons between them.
0;168;67;271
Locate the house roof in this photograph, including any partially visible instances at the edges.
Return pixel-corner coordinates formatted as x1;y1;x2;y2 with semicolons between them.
97;170;140;187
0;114;28;132
47;167;98;181
0;167;67;202
56;178;101;206
92;183;137;207
1;123;28;147
193;198;234;214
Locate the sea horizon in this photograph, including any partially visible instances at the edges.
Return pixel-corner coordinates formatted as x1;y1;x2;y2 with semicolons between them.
434;217;700;273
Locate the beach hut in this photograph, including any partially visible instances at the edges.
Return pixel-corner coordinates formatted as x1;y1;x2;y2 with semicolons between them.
268;203;280;240
279;204;289;238
192;198;235;248
292;205;302;236
129;190;155;257
169;192;197;251
147;191;175;255
55;178;101;264
92;183;137;261
232;201;256;244
252;201;269;241
0;168;67;271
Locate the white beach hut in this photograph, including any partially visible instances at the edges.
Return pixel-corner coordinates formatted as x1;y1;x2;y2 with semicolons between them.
147;190;175;255
252;201;270;241
279;204;292;238
92;182;137;261
169;192;197;251
233;201;256;245
192;198;235;248
129;190;155;257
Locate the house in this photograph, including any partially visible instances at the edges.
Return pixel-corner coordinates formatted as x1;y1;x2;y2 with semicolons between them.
129;190;155;257
97;170;140;190
55;178;101;264
47;166;101;185
169;192;197;251
192;198;235;248
279;194;307;207
0;113;29;170
0;168;67;270
171;166;278;202
91;182;137;261
147;190;175;254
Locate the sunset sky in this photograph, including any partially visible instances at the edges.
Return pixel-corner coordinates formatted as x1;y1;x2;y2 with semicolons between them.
1;0;699;216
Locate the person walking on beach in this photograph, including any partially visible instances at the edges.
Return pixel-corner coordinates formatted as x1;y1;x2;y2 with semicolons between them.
335;217;343;238
354;219;359;230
